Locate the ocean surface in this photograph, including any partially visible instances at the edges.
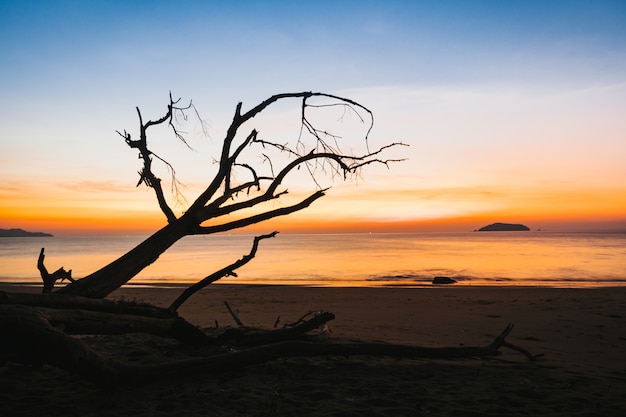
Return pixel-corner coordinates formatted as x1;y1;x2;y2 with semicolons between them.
0;232;625;288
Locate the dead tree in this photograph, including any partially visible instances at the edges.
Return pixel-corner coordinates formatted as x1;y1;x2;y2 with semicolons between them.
53;91;405;299
2;92;541;383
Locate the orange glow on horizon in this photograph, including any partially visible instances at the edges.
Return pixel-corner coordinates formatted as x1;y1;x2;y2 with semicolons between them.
2;180;625;236
245;213;626;234
0;211;164;236
2;208;625;236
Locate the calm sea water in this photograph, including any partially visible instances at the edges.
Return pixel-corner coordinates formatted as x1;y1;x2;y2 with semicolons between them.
0;232;625;288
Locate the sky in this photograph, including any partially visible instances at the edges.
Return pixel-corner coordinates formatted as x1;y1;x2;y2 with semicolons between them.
1;0;625;236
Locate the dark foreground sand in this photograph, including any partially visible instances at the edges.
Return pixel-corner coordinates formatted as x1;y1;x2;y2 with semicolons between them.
1;284;625;416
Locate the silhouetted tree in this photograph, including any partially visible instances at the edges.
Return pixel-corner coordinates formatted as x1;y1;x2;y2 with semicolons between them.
56;92;405;300
1;92;538;384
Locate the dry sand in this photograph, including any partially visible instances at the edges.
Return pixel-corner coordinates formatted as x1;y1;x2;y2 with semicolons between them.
1;284;625;416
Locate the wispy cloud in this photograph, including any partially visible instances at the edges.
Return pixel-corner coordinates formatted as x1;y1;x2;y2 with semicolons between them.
58;181;137;194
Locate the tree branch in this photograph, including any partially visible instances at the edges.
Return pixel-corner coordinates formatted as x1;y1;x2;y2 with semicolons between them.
196;143;405;226
194;190;326;235
121;93;201;223
169;232;279;311
37;248;73;293
186;92;378;214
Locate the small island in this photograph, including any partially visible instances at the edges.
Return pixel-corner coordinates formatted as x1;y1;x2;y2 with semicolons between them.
0;228;53;237
476;222;530;232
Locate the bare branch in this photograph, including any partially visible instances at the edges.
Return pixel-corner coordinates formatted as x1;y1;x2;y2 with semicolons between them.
123;104;177;222
186;92;383;215
121;93;204;222
194;190;326;235
169;232;278;311
148;151;189;209
195;142;405;226
38;248;73;293
225;129;259;192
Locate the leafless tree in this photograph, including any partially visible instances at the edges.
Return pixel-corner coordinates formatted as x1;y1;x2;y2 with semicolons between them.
0;92;537;384
55;91;405;300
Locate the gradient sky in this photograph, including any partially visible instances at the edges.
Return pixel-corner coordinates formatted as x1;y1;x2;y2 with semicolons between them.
1;0;625;236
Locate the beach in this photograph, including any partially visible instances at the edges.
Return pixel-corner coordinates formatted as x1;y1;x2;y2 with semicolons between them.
1;284;625;416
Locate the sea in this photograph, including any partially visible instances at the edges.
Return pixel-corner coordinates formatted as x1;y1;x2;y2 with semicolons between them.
0;232;625;289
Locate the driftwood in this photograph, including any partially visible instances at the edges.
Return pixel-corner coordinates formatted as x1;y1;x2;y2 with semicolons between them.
0;297;337;384
0;290;539;385
0;302;535;385
0;291;334;346
37;248;74;293
1;290;174;318
0;293;207;345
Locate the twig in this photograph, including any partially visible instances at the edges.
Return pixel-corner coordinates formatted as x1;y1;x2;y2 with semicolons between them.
224;301;244;326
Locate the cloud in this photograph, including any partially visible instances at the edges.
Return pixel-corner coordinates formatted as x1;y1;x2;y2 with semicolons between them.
58;181;137;194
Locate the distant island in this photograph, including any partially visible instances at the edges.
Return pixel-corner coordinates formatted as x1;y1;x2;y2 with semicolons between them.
0;228;53;237
476;222;530;232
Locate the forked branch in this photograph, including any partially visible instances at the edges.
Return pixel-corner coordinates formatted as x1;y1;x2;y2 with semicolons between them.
38;248;73;293
188;92;397;213
194;190;326;235
118;93;201;223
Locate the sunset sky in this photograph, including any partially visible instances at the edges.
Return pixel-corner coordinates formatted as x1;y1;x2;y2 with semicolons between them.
1;1;625;236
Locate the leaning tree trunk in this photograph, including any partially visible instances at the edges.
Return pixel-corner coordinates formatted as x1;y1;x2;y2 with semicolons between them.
56;217;193;298
52;92;404;300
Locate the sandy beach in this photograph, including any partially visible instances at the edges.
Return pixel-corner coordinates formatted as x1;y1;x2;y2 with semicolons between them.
1;284;625;416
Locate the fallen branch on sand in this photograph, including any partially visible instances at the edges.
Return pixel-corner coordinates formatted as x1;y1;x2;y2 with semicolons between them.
0;291;539;385
37;248;74;293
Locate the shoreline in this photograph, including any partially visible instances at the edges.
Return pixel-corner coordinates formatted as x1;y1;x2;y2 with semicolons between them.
2;280;626;290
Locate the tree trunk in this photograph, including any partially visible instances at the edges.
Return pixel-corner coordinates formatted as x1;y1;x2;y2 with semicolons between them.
51;92;403;301
56;219;191;298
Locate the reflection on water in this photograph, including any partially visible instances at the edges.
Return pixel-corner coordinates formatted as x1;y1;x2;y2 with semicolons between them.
0;232;625;288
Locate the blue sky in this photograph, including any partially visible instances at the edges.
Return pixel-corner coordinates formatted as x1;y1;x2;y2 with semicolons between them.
1;1;625;234
4;1;625;95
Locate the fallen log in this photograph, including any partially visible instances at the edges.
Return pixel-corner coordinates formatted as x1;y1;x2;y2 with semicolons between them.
0;292;335;347
0;303;208;346
0;304;121;382
1;302;538;385
0;291;207;344
0;290;176;319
